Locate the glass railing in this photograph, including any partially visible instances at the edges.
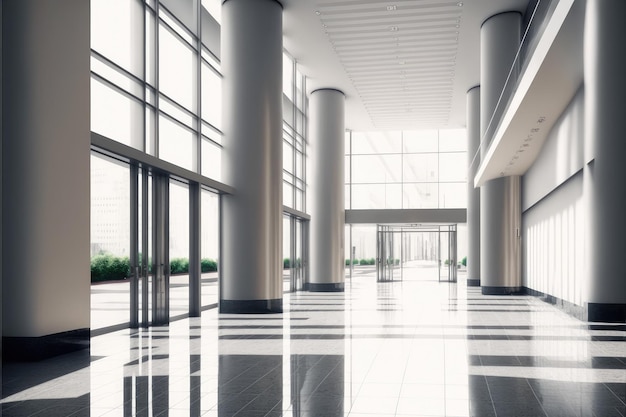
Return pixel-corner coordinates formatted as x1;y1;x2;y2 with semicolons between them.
471;0;560;175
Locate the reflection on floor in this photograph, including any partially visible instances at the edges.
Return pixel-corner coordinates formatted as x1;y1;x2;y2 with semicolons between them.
3;273;625;417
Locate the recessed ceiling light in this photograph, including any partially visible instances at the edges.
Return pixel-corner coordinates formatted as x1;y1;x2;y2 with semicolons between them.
389;26;399;32
457;2;463;6
315;10;321;15
399;60;406;65
387;5;397;11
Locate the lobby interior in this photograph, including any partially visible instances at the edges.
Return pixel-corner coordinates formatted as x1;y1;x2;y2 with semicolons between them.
1;0;625;416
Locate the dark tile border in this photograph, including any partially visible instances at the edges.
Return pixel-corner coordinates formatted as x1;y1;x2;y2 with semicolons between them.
219;299;283;314
482;286;523;295
305;283;345;292
3;328;90;362
467;278;481;287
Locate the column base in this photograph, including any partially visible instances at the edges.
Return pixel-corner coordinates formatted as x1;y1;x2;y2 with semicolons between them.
305;282;345;292
3;328;90;362
482;286;523;295
219;299;283;314
587;303;626;323
467;279;481;287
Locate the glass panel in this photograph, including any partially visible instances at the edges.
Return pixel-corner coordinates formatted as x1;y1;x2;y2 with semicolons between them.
386;184;402;209
146;7;156;85
403;130;438;153
283;52;294;101
439;128;467;152
91;77;143;149
296;151;304;181
201;138;222;181
159;22;195;111
283;181;293;208
351;184;385;209
283;141;294;174
403;153;438;183
201;190;219;307
159;115;195;171
351;154;402;184
352;131;402;154
352;225;377;266
344;155;351;184
402;183;438;208
283;216;292;292
91;0;144;77
439;153;467;182
439;183;467;208
169;181;189;319
296;189;304;212
90;153;131;331
296;69;304;111
201;63;222;130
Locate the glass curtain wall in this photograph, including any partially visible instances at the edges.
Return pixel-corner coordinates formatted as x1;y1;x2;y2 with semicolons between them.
91;0;223;177
282;52;307;212
282;51;309;293
345;129;467;209
90;0;224;329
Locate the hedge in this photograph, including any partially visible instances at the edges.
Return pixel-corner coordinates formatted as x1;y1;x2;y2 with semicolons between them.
91;254;218;282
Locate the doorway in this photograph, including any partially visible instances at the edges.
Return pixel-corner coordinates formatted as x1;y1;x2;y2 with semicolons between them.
376;224;458;283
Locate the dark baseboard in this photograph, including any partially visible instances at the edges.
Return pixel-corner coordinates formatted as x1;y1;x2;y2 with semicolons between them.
522;287;626;323
522;287;586;321
219;299;283;314
305;282;345;292
3;328;90;362
587;303;626;323
466;279;481;287
482;286;523;295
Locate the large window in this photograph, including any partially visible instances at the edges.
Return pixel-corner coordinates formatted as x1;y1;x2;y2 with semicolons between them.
91;0;223;180
345;129;467;209
282;52;308;212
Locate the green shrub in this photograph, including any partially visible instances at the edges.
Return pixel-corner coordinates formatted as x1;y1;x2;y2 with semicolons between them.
170;258;189;275
91;254;130;282
284;258;291;269
461;256;467;267
201;258;218;272
359;258;376;266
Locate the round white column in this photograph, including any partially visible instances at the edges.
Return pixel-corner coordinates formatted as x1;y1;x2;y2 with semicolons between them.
585;0;626;322
220;0;283;312
308;89;345;292
479;12;523;295
466;86;481;287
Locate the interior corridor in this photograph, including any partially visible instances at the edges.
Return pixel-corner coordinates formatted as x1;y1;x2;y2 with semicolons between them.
2;273;625;417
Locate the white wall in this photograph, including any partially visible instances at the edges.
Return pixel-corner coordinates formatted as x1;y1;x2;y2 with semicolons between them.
522;86;586;306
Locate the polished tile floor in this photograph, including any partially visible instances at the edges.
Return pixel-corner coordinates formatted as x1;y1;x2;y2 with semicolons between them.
2;272;625;416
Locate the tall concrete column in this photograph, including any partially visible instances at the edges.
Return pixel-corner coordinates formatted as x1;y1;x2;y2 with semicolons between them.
2;0;90;360
479;12;522;295
308;89;345;292
466;86;481;287
584;0;626;322
220;0;283;313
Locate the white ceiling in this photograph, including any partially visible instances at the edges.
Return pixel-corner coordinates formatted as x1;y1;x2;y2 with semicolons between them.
282;0;529;131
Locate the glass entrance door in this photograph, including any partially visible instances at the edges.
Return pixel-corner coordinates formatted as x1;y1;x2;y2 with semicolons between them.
130;169;170;327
